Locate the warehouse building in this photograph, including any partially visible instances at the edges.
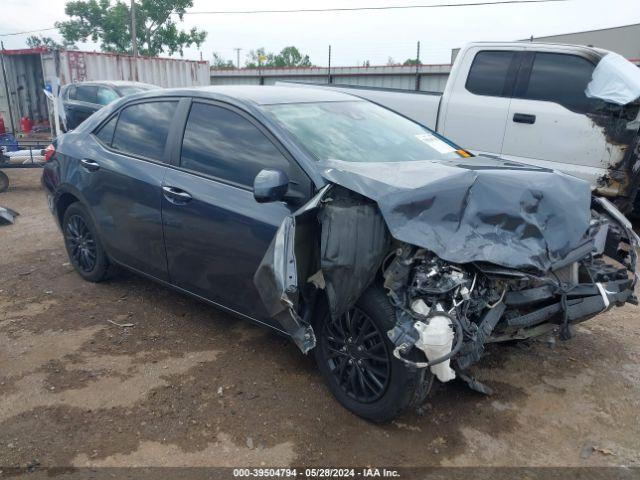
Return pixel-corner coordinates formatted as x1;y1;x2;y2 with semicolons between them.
525;23;640;60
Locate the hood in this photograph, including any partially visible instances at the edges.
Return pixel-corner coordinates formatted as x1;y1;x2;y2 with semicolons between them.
319;156;593;272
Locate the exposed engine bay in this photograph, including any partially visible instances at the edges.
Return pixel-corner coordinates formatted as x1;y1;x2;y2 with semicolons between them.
380;202;638;391
254;156;639;395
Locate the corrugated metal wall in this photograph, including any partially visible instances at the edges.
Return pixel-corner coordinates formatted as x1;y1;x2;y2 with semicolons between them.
0;49;210;134
211;64;452;93
50;50;210;87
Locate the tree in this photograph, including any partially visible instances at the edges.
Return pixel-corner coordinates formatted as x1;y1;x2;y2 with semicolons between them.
211;52;235;69
403;58;420;66
26;35;76;50
245;46;313;68
273;46;312;67
56;0;207;57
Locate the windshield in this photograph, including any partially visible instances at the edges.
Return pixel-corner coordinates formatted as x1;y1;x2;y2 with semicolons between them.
264;100;465;163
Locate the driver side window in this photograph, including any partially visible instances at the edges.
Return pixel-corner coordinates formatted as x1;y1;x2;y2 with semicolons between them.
180;102;293;188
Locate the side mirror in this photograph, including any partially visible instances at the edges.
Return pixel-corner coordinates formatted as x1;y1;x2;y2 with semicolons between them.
253;169;289;203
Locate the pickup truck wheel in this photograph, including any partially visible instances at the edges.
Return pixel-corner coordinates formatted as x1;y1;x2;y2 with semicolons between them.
314;285;428;422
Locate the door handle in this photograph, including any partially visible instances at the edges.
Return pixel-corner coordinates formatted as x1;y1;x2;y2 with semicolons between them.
80;158;100;172
513;113;536;124
162;186;192;204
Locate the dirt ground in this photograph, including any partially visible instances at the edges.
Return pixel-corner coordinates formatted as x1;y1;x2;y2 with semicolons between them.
1;169;639;469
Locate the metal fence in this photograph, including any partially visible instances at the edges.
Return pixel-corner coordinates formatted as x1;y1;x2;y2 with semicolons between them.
210;64;453;93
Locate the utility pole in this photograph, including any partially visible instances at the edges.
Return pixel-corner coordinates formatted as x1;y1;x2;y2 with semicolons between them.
234;48;242;68
327;45;332;84
414;41;421;91
131;0;138;57
130;0;138;80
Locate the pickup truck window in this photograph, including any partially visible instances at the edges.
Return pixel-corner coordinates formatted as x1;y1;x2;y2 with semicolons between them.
466;51;516;97
519;52;598;113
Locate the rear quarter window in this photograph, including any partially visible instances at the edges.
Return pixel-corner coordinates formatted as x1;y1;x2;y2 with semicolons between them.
466;51;517;97
94;115;118;146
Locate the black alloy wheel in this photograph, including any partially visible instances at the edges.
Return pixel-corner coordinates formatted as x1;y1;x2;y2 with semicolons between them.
62;202;111;282
321;307;392;403
315;285;430;421
65;214;97;273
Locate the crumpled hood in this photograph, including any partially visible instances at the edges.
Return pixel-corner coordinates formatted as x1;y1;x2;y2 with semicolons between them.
319;157;593;272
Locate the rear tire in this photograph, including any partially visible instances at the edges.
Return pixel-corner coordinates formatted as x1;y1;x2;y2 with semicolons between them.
62;202;111;282
314;284;429;422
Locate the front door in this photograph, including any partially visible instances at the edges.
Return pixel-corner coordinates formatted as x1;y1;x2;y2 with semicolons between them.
500;51;607;184
161;100;311;325
80;99;179;280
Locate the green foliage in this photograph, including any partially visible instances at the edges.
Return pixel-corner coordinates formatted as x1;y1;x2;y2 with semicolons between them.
55;0;207;57
403;58;420;66
211;52;235;69
245;46;312;68
26;35;76;50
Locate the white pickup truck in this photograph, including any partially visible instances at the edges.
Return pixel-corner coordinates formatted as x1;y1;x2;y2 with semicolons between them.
310;42;640;214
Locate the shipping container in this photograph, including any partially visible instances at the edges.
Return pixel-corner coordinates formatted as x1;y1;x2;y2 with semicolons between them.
0;47;210;136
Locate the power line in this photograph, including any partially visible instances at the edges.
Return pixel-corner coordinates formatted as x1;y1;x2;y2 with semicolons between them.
0;27;57;37
186;0;569;15
0;0;569;37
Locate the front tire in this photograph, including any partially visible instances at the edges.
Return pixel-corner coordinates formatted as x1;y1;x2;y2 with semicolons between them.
314;285;429;422
62;202;110;282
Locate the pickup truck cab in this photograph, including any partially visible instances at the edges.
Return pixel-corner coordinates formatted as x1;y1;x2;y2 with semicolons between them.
316;42;640;213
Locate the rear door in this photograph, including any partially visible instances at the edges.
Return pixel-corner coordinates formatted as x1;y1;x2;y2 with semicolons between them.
439;48;519;155
500;50;607;182
82;99;180;280
161;99;312;325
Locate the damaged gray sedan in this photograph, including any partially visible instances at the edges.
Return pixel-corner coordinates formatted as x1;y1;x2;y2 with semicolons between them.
45;86;639;422
253;90;639;421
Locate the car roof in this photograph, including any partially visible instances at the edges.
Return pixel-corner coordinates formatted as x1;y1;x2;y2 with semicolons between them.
147;85;360;106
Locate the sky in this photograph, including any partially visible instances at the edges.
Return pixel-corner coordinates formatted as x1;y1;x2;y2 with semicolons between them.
1;0;638;66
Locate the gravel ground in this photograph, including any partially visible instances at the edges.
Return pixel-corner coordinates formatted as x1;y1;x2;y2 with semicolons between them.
1;170;639;469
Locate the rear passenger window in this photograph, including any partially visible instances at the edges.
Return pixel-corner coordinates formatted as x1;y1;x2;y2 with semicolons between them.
466;51;516;97
111;101;178;161
180;103;290;187
95;115;117;146
521;53;597;113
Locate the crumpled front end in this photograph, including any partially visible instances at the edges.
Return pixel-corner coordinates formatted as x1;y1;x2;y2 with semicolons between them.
254;157;638;392
381;196;638;389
